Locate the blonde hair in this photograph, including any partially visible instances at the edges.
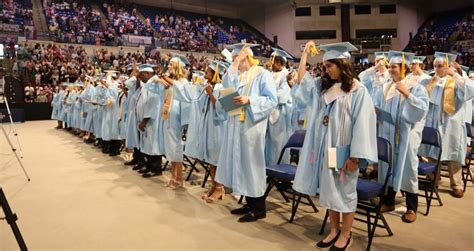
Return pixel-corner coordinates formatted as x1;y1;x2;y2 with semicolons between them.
169;61;189;80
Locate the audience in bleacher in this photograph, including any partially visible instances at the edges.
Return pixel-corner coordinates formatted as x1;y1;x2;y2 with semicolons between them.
1;0;34;26
44;0;115;45
103;4;153;37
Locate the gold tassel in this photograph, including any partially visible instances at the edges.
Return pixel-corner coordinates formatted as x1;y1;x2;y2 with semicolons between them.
212;64;221;83
443;76;456;115
309;45;319;57
444;54;449;68
178;63;183;77
271;55;275;65
401;54;406;79
247;55;260;66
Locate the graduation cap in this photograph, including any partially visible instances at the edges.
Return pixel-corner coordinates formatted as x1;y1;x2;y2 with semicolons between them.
374;51;388;60
388;51;415;65
388;51;415;78
104;70;119;78
192;71;205;78
469;70;474;78
319;42;358;62
170;53;189;66
433;51;457;66
138;64;156;73
125;63;141;72
226;42;259;57
208;60;228;83
411;56;426;64
221;48;233;64
271;47;293;62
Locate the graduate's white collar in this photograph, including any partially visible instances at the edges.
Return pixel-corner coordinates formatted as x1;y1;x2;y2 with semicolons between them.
238;65;263;88
322;79;361;105
384;78;414;101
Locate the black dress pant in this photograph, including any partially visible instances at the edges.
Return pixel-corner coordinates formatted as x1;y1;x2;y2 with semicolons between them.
145;154;163;173
245;196;266;213
384;187;418;212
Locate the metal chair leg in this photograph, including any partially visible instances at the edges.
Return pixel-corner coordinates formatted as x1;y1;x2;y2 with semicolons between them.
289;194;302;223
238;195;244;204
319;210;329;235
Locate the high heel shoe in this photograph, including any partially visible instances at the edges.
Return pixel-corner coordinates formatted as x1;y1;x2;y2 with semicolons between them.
165;179;176;188
206;186;225;203
169;179;184;190
202;185;216;200
316;230;340;249
329;232;352;251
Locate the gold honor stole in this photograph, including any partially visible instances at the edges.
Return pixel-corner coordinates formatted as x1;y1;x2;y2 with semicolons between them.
239;66;258;122
162;86;173;120
427;76;456;115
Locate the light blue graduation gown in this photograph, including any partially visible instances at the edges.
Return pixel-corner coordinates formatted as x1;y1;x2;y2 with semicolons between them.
51;91;61;120
159;79;189;162
93;86;107;138
374;78;429;194
137;79;164;156
73;92;82;129
173;81;227;166
101;81;120;141
79;85;94;132
419;74;474;165
118;91;129;140
359;67;391;108
57;90;67;122
292;73;378;213
265;68;293;165
64;92;75;127
81;85;95;133
215;66;278;198
124;76;141;149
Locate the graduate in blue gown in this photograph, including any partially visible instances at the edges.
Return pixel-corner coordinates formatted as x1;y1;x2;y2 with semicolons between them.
359;51;391;106
101;71;121;156
373;51;429;223
292;41;378;250
265;48;294;165
80;78;96;143
136;64;164;177
123;63;146;168
51;85;66;129
171;60;228;201
418;52;474;198
153;55;190;188
214;43;278;222
92;76;108;148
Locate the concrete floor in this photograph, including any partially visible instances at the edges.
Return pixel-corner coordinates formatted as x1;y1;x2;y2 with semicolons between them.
0;120;473;251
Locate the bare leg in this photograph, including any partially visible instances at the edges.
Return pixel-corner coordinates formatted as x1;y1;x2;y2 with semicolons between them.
206;165;225;202
322;210;340;242
333;212;355;248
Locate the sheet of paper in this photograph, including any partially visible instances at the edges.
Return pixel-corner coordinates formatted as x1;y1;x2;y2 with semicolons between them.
375;107;394;125
328;147;337;169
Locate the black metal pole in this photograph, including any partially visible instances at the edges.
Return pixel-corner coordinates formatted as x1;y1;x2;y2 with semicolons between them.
0;187;28;251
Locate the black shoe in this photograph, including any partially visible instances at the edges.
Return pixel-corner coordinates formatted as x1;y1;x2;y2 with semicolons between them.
124;159;138;166
132;163;145;170
109;151;120;156
230;205;252;215
138;168;150;174
316;231;340;249
238;211;266;223
142;170;162;178
329;232;352;251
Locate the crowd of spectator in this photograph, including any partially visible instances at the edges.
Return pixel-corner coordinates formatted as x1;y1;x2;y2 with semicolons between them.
103;3;153;37
1;0;34;26
150;14;213;52
44;0;115;45
455;19;474;41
